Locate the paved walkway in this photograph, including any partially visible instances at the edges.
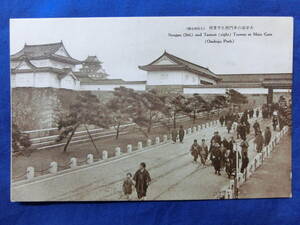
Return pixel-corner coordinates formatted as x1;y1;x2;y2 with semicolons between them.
238;134;291;199
11;115;275;201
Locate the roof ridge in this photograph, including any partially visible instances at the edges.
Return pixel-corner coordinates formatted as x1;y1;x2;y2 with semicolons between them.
24;41;63;47
164;51;211;72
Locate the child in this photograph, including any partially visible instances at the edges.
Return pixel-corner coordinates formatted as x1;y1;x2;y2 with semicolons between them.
122;172;134;200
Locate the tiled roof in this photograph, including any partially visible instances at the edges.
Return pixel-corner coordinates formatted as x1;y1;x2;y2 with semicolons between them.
217;73;292;83
10;41;81;64
84;56;102;63
139;51;221;81
80;77;146;85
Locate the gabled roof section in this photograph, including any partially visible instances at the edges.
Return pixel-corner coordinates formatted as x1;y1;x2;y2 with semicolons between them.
59;68;79;81
11;41;81;64
11;57;37;70
139;51;221;81
84;56;102;63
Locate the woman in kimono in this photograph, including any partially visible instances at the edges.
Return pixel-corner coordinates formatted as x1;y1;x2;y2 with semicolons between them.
133;162;151;200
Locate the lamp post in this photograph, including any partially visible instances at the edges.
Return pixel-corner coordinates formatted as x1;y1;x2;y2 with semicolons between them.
234;142;239;199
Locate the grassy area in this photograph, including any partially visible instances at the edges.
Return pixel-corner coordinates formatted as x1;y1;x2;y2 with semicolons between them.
12;112;225;180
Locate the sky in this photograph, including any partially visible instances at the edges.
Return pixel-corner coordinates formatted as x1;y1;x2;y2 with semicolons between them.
10;17;293;81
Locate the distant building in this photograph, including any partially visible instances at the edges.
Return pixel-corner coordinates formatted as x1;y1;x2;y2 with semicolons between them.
139;51;221;90
75;56;108;79
11;41;81;90
10;42;146;91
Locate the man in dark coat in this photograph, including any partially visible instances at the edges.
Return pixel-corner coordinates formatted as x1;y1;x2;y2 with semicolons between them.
255;130;264;153
219;115;225;126
210;141;222;175
211;131;222;145
178;125;185;143
240;123;247;141
253;120;260;136
272;116;278;131
226;120;233;134
256;109;260;118
240;151;249;173
264;126;272;146
222;137;229;150
171;128;178;143
133;162;151;200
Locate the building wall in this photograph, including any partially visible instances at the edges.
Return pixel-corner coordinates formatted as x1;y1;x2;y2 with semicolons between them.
146;70;216;86
183;87;268;95
60;75;78;90
12;72;60;88
80;83;146;91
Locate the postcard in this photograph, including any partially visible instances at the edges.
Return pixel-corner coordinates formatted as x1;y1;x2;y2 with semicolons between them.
10;17;292;201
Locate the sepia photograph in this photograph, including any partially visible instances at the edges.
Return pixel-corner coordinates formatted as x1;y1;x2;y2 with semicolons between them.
10;16;293;201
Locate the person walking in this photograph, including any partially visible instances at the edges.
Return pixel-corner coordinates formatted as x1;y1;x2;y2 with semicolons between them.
240;123;247;141
178;125;185;143
272;116;278;131
171;128;178;144
122;172;134;200
253;120;260;136
219;115;225;126
240;151;249;173
199;139;209;167
264;126;272;146
256;109;260;118
210;141;222;175
254;130;264;153
226;120;233;134
133;162;151;200
240;139;249;157
190;139;201;163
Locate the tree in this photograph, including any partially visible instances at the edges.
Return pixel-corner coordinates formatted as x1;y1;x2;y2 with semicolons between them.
56;92;111;153
163;94;189;129
12;123;32;153
185;94;209;123
106;96;131;140
113;87;167;137
211;95;228;109
226;89;248;105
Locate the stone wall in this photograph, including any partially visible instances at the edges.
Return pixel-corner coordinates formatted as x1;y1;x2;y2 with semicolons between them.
12;87;79;131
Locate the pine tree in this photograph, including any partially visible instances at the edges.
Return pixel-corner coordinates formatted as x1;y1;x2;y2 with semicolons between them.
56;92;111;153
185;94;209;123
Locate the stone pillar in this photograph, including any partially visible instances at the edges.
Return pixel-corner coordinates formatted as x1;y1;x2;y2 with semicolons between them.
188;128;192;134
115;147;121;156
127;144;132;153
155;137;160;144
26;167;35;180
102;151;108;160
193;126;197;133
163;134;168;142
226;189;233;199
87;154;93;164
70;157;77;168
49;162;58;174
198;125;201;131
138;141;143;150
147;139;152;147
